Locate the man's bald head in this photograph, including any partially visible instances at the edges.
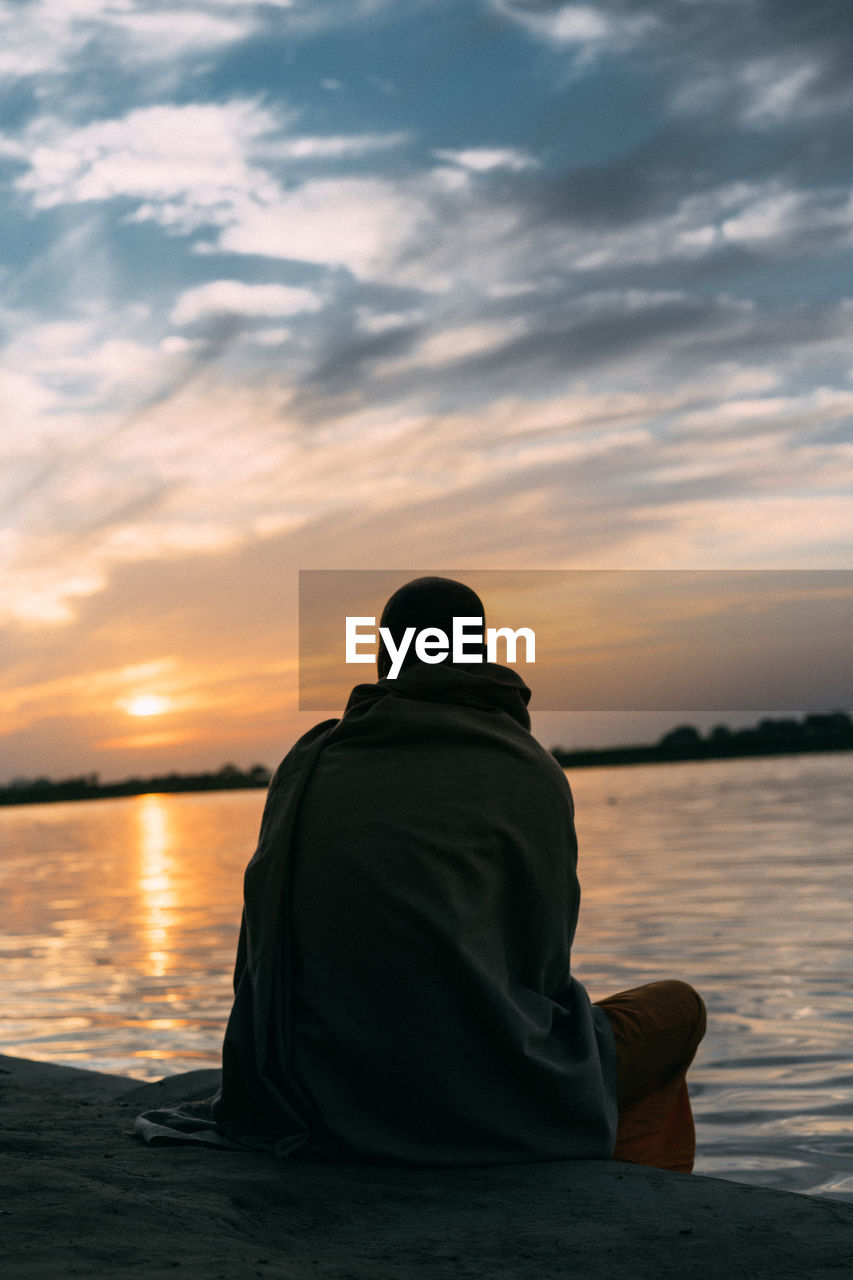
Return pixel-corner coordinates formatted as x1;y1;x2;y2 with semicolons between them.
377;577;486;679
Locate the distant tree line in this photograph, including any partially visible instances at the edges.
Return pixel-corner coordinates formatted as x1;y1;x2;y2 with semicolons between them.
551;711;853;769
0;762;272;808
3;711;851;806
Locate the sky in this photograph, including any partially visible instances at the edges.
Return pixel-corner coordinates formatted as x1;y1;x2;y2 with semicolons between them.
1;0;852;782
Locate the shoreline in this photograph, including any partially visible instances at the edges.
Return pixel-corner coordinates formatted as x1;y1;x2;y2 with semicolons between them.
3;1052;853;1278
2;741;852;809
552;739;853;770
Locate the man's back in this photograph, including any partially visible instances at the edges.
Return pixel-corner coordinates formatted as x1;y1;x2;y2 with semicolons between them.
285;662;617;1163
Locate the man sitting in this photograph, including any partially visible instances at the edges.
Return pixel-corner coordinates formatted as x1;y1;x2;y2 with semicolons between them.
140;576;705;1170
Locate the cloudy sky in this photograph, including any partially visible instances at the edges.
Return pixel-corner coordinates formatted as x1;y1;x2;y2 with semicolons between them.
2;0;852;781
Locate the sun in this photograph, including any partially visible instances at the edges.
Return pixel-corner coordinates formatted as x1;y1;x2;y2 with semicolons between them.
126;694;172;718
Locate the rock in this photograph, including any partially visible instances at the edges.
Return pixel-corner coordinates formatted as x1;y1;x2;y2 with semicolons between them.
1;1054;851;1279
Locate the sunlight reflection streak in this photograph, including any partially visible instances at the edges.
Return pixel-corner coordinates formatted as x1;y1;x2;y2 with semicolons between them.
136;794;177;978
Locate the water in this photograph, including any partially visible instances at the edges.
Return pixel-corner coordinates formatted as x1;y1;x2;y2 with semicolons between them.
569;754;853;1202
0;754;851;1202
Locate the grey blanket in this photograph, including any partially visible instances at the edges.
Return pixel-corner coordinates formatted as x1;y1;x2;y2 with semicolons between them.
137;662;617;1162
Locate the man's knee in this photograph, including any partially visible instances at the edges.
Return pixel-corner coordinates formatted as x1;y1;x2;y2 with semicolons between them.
655;980;706;1059
630;979;707;1061
654;979;705;1024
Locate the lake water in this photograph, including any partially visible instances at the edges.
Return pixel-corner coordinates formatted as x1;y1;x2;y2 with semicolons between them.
1;753;851;1202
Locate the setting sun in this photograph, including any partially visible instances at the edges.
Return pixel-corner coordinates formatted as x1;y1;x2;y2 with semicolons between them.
126;695;172;718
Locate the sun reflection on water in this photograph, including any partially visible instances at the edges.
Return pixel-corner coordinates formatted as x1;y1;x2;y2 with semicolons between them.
135;794;177;978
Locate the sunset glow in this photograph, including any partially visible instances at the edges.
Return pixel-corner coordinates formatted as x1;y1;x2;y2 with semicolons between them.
1;2;851;783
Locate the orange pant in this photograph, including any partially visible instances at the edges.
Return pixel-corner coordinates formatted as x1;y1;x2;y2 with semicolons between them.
595;980;707;1174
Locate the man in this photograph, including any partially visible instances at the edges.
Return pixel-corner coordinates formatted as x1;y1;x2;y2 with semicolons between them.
139;576;705;1169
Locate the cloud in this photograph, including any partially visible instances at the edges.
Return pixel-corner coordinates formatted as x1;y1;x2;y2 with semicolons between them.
676;52;853;133
264;133;411;160
719;186;853;249
16;101;276;216
374;319;530;375
3;346;850;635
0;0;295;81
499;174;853;291
102;7;251;59
486;1;853;144
0;366;61;432
0;0;110;79
339;285;846;411
356;307;427;335
631;0;853;129
11;81;848;313
10;100;423;281
12;105;408;226
170;280;325;325
619;494;853;570
491;2;656;56
1;318;171;432
433;147;537;173
213;177;431;277
739;57;823;126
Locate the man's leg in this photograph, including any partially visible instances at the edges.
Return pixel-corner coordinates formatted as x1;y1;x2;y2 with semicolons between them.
595;980;706;1174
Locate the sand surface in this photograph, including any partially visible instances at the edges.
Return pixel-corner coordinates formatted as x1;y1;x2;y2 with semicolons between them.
2;1052;852;1279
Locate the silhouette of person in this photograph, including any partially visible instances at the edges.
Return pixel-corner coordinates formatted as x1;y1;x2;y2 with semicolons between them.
139;575;705;1169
